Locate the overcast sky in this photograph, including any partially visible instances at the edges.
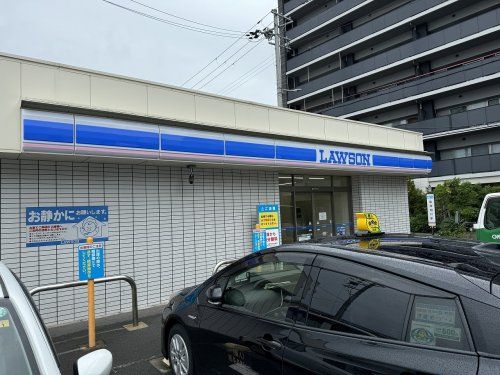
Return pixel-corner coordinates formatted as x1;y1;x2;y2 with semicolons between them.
0;0;278;105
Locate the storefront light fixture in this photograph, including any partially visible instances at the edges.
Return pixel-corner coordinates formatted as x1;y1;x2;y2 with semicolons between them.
187;164;196;185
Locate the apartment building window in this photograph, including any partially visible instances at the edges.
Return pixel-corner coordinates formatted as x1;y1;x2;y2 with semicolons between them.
413;23;428;39
490;143;500;154
442;98;499;117
341;21;353;34
342;53;355;67
440;147;472;160
450;106;466;115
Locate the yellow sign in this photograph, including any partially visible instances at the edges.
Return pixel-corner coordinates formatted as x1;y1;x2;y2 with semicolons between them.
259;212;279;229
358;239;381;250
356;212;381;234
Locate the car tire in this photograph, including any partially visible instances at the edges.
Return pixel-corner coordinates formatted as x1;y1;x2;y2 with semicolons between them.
168;324;194;375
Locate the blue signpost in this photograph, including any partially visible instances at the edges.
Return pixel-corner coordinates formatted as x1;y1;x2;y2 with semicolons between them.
78;242;105;281
78;237;105;348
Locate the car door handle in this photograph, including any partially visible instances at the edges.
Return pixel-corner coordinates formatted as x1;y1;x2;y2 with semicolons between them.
256;336;282;351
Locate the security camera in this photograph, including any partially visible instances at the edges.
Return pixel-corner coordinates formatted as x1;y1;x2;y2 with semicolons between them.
187;165;196;185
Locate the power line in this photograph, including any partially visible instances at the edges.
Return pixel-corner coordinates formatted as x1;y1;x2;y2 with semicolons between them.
218;55;274;95
181;11;272;87
223;61;274;95
125;0;244;34
190;39;254;89
196;38;267;90
190;19;274;90
219;55;273;94
102;0;242;38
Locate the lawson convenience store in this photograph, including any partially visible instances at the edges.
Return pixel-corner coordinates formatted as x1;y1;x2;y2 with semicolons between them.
0;53;431;325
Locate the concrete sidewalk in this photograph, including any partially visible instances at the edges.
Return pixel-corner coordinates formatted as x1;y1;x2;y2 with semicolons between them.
49;306;170;375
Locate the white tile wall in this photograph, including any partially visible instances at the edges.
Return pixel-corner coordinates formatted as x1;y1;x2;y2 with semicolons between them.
351;175;410;233
0;159;279;325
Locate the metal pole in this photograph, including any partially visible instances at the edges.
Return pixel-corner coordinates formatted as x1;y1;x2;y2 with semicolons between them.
86;237;96;348
88;279;96;347
30;275;139;327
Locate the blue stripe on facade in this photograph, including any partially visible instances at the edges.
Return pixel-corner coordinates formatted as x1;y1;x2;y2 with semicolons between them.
24;114;432;172
23;119;74;144
161;134;224;155
373;155;399;167
225;141;275;159
276;146;316;162
398;157;414;168
373;155;431;170
414;159;429;169
76;125;159;150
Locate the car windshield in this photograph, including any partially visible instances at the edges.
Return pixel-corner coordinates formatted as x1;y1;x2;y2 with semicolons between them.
0;301;36;374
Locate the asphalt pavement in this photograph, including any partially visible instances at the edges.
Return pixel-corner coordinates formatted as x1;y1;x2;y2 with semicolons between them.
49;305;171;375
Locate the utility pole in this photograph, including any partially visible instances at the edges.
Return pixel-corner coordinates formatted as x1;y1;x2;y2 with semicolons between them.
248;8;290;106
272;9;284;107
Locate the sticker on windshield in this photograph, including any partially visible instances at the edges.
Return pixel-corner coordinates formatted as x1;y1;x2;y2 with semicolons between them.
0;307;8;318
0;319;10;328
414;302;456;325
434;325;461;342
410;321;435;346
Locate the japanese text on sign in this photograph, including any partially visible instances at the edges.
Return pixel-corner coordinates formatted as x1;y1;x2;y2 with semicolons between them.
253;204;281;252
78;242;105;281
26;206;108;247
426;194;436;227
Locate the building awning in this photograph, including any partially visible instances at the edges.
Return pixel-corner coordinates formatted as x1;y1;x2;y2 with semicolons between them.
22;109;432;176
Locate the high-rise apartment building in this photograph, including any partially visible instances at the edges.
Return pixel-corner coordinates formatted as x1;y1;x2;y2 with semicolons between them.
277;0;500;187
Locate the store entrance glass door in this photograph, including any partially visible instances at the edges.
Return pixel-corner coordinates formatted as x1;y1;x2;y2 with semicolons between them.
295;192;313;242
313;192;334;239
279;174;352;244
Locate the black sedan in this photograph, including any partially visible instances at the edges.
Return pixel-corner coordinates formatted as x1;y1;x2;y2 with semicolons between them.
161;235;500;374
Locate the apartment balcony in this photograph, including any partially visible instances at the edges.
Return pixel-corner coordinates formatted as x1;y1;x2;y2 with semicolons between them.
284;0;315;15
286;0;450;73
430;154;500;177
402;104;500;135
320;54;500;118
287;7;500;103
285;0;372;41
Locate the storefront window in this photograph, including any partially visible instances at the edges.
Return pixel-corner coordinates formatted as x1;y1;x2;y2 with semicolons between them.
278;175;293;186
334;191;352;236
294;175;332;187
279;174;352;243
333;176;350;187
280;191;295;244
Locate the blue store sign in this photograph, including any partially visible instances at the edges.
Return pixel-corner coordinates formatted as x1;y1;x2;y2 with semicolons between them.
78;242;105;281
25;205;108;247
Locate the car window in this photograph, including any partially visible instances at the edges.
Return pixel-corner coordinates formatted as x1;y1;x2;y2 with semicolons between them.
0;302;37;375
484;197;500;230
11;271;59;366
222;255;310;322
305;268;411;340
405;296;469;351
461;297;500;355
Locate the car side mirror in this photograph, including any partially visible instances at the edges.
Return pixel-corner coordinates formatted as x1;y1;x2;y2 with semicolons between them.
73;349;113;375
206;285;223;305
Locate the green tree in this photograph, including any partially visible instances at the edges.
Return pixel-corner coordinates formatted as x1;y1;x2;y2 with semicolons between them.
407;179;429;233
408;178;499;237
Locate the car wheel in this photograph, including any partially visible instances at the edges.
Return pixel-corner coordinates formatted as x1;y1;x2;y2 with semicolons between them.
168;324;194;375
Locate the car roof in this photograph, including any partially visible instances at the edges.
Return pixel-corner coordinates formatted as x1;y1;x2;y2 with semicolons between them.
277;234;500;306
